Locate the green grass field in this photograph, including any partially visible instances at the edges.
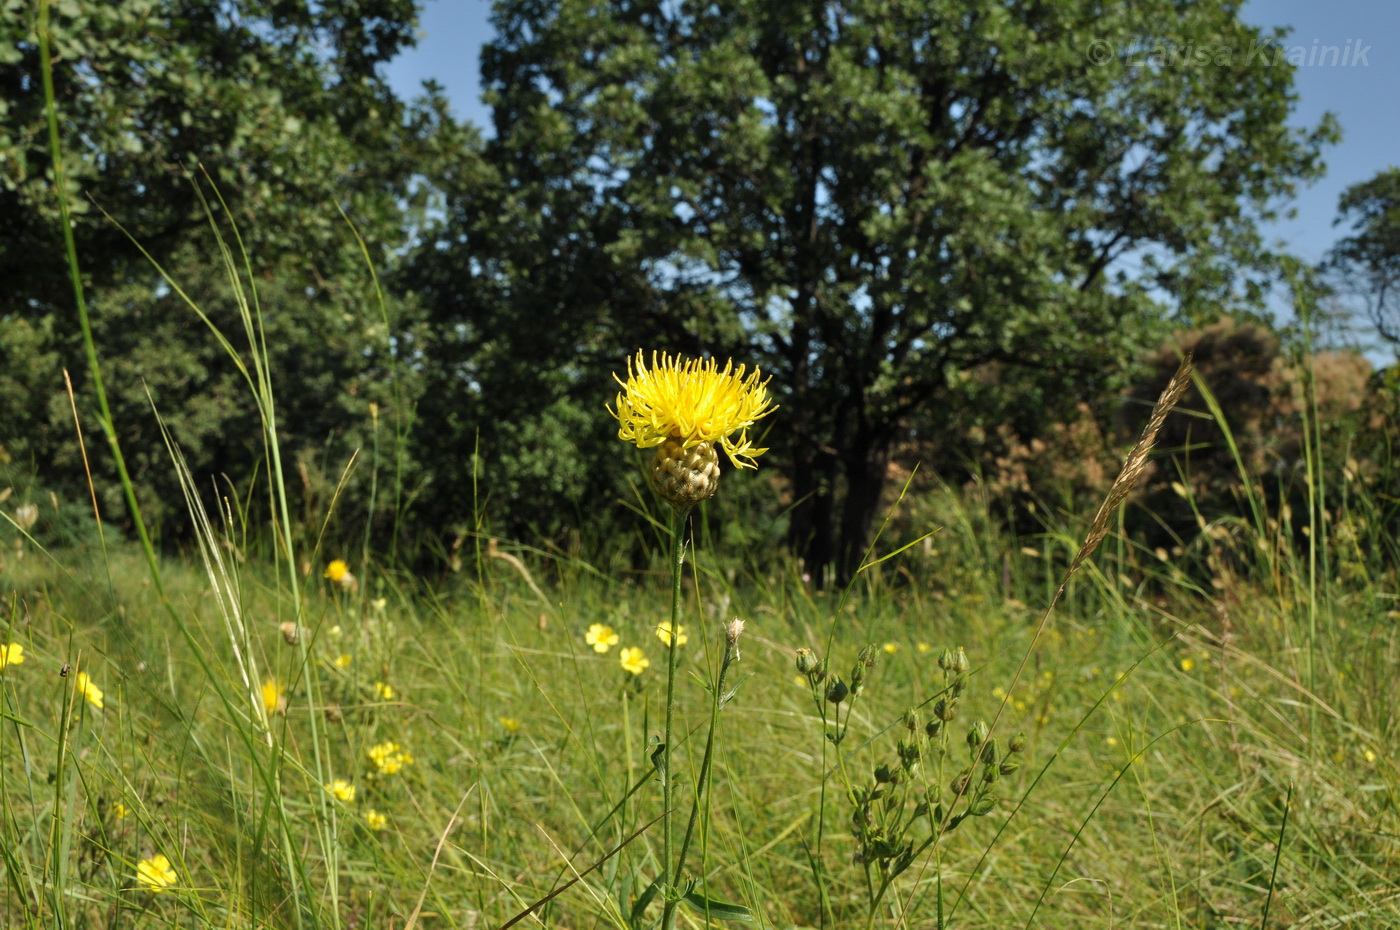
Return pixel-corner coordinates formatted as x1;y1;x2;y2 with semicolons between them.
3;473;1397;928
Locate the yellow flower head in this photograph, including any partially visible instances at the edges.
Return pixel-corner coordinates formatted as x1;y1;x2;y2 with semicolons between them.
367;741;414;776
113;802;130;820
136;854;177;893
1180;658;1195;672
499;716;523;733
0;642;24;669
585;623;620;654
882;642;898;654
372;681;395;700
610;351;775;469
333;653;352;669
325;779;356;803
261;679;283;715
620;646;650;675
76;671;104;710
365;809;388;831
655;621;688;648
324;559;349;582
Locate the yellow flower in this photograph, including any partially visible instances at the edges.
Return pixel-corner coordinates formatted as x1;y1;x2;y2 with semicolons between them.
365;809;387;831
113;802;130;819
325;779;356;803
334;654;352;668
0;642;25;669
916;642;931;653
620;646;650;675
882;642;898;654
499;716;522;732
372;681;395;700
371;597;387;611
585;623;620;653
610;351;776;469
328;624;343;638
136;854;177;893
261;679;283;715
367;741;413;776
76;671;104;709
655;621;688;648
1180;658;1195;672
324;559;349;582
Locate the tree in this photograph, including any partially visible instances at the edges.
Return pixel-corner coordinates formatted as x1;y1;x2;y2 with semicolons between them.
1;0;472;539
421;0;1335;581
1327;168;1400;348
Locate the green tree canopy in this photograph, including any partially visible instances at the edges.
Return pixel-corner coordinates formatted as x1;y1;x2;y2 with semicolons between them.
1;0;473;538
1327;167;1400;349
416;0;1335;580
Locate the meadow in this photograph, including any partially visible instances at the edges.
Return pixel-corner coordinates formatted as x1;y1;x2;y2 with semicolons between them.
3;436;1398;928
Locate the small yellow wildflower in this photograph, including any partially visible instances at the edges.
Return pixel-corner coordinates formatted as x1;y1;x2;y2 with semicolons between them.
0;642;25;669
620;646;650;675
328;624;344;638
585;623;620;654
113;802;130;819
882;642;898;654
325;779;356;803
655;621;688;648
136;854;177;893
371;597;387;611
76;671;104;710
1364;749;1377;764
499;717;523;733
324;560;349;582
609;351;776;469
334;653;352;668
365;809;387;831
367;742;414;776
916;642;931;653
261;679;283;715
1180;658;1195;672
372;681;395;700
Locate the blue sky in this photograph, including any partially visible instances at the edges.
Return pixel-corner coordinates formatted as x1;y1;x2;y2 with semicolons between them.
384;0;1398;279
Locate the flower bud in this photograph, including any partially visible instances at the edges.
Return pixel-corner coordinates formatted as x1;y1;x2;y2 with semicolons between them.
966;720;989;751
650;439;721;511
825;678;849;704
1009;732;1028;754
953;647;970;674
795;648;818;675
938;648;957;672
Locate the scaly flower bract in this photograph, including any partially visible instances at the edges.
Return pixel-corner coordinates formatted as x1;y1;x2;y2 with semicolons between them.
610;351;775;469
0;642;24;669
655;621;688;648
620;647;650;675
136;854;177;893
585;623;620;654
76;671;104;709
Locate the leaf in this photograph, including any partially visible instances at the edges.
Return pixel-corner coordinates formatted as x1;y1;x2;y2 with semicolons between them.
682;890;754;922
629;876;660;927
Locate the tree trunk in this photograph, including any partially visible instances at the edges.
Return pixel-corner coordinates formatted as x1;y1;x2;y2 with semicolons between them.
835;435;893;586
787;447;837;586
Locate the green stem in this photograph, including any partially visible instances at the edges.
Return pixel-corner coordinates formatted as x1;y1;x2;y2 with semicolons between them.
674;630;738;885
661;508;686;929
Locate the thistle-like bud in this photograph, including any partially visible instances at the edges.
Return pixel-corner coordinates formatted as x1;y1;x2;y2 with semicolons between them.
953;647;970;674
1009;732;1028;754
934;699;956;722
874;763;895;784
826;678;849;705
649;438;721;511
903;708;921;732
938;648;957;672
966;720;989;751
857;644;879;668
795;648;819;675
279;621;301;646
